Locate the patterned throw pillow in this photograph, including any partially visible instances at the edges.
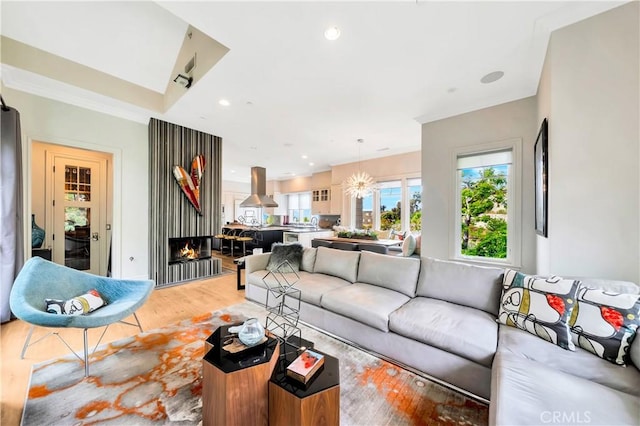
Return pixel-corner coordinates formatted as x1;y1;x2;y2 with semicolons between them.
266;243;304;273
45;289;106;316
498;270;580;350
568;287;640;366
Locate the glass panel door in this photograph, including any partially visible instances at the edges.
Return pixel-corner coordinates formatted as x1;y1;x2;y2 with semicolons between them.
54;158;101;274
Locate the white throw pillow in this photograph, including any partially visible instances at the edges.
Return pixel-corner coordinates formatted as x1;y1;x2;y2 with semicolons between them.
401;234;416;257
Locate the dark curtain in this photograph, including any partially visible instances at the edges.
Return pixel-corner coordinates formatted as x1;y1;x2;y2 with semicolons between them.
0;97;25;323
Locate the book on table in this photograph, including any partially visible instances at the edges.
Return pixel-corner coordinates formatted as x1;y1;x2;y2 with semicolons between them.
286;349;325;384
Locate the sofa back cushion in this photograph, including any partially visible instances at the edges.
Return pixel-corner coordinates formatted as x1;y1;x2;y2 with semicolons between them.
301;247;317;272
313;246;361;283
416;257;504;315
357;251;420;297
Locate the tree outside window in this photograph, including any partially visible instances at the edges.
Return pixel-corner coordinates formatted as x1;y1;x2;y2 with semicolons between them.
457;148;512;260
460;166;508;258
379;181;402;231
407;178;422;232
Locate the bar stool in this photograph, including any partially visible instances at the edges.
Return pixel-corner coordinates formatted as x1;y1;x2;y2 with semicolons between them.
235;231;254;257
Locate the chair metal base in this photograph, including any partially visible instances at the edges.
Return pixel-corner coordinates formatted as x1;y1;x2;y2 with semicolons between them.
20;313;144;377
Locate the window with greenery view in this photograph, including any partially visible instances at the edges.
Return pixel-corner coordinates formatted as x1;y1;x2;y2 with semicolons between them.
407;178;422;232
353;178;421;232
379;181;402;231
457;150;511;260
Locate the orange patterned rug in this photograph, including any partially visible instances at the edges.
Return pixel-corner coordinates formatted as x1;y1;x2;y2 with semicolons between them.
23;302;488;425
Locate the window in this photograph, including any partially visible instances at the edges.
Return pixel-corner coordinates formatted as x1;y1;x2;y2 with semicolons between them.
379;181;402;231
407;178;422;232
453;140;521;266
355;194;374;229
351;177;421;232
288;192;311;223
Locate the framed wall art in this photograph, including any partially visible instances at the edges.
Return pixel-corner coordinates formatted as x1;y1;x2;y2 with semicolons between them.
534;118;548;237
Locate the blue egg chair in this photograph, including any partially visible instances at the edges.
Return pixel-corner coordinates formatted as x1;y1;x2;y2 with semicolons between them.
9;257;155;376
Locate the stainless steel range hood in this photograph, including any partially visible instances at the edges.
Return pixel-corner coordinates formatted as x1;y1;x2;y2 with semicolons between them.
239;166;278;208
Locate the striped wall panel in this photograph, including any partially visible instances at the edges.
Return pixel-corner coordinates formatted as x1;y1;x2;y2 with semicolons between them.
149;118;222;286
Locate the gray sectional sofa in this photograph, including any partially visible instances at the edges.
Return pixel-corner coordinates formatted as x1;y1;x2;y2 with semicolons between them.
244;246;640;425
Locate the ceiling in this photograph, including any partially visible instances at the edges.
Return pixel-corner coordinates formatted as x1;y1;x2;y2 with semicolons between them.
0;1;625;183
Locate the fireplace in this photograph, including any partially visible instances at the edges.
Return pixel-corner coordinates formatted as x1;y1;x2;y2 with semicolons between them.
168;236;212;265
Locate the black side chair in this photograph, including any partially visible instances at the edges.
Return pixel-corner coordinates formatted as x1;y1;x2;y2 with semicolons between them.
358;244;389;255
312;239;333;248
331;242;359;251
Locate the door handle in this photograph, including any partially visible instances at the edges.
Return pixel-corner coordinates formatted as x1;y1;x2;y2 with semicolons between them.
92;232;99;241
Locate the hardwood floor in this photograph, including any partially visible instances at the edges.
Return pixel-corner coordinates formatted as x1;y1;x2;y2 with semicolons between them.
0;252;245;426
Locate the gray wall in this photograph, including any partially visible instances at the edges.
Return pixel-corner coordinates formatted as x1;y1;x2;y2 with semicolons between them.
537;2;639;282
149;118;222;286
421;97;538;273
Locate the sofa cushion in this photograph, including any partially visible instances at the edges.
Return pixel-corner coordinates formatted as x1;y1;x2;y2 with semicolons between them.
490;351;640;426
568;286;640;366
301;247;317;272
356;251;420;297
497;325;640;396
247;270;309;290
416;257;503;315
294;273;352;306
321;283;410;332
498;270;580;350
575;278;640;294
313;246;360;283
389;297;497;367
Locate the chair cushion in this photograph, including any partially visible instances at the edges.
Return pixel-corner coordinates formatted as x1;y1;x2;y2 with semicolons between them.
389;297;498;366
568;286;640;366
321;283;410;332
416;257;504;314
497;325;640;396
356;250;420;297
45;289;106;315
499;270;580;350
313;247;360;283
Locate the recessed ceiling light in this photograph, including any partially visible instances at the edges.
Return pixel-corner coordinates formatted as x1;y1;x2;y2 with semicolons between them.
250;146;257;150
447;87;457;93
230;170;236;173
324;26;341;41
301;154;308;159
218;99;230;106
284;143;293;147
309;162;314;166
480;71;504;84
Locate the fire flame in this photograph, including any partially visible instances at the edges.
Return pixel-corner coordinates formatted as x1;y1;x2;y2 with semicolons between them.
180;242;198;259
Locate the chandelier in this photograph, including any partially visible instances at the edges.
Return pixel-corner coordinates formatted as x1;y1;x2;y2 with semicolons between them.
344;139;376;199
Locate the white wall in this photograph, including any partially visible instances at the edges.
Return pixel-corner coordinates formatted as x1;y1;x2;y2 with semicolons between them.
421;97;538;272
4;87;149;279
221;180;250;225
537;2;639;282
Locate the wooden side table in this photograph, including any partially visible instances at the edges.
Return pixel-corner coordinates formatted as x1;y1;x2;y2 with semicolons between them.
202;325;280;426
269;347;340;426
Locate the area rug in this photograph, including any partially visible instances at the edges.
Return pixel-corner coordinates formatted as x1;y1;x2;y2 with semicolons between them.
23;302;488;425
